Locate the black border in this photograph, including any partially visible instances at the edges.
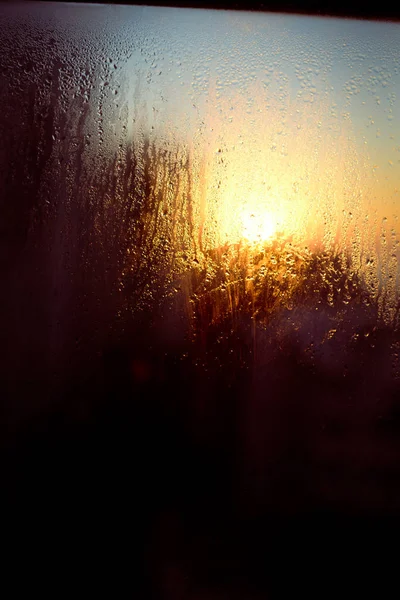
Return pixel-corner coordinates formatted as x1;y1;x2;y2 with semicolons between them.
30;0;400;22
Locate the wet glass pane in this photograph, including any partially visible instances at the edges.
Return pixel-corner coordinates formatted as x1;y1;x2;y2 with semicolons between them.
1;1;400;592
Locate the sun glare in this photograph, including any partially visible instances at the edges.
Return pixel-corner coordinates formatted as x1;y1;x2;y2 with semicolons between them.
242;210;277;244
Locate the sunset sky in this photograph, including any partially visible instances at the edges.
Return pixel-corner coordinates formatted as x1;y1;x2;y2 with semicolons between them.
118;7;400;246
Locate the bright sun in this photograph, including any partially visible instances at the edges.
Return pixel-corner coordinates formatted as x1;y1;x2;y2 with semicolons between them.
241;210;277;244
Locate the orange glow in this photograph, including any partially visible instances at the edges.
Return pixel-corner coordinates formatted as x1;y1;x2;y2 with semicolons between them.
241;209;278;244
187;80;381;255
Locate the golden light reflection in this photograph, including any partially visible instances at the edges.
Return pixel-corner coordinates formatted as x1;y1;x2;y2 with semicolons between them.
241;209;278;244
214;186;286;248
149;76;399;324
189;80;381;256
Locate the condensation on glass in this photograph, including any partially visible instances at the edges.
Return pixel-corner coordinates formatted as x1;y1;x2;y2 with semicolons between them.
1;2;400;514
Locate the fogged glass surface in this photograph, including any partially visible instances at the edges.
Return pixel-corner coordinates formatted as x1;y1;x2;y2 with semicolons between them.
1;1;400;577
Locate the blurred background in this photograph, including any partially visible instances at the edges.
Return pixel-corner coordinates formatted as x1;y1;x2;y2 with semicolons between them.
1;1;400;596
